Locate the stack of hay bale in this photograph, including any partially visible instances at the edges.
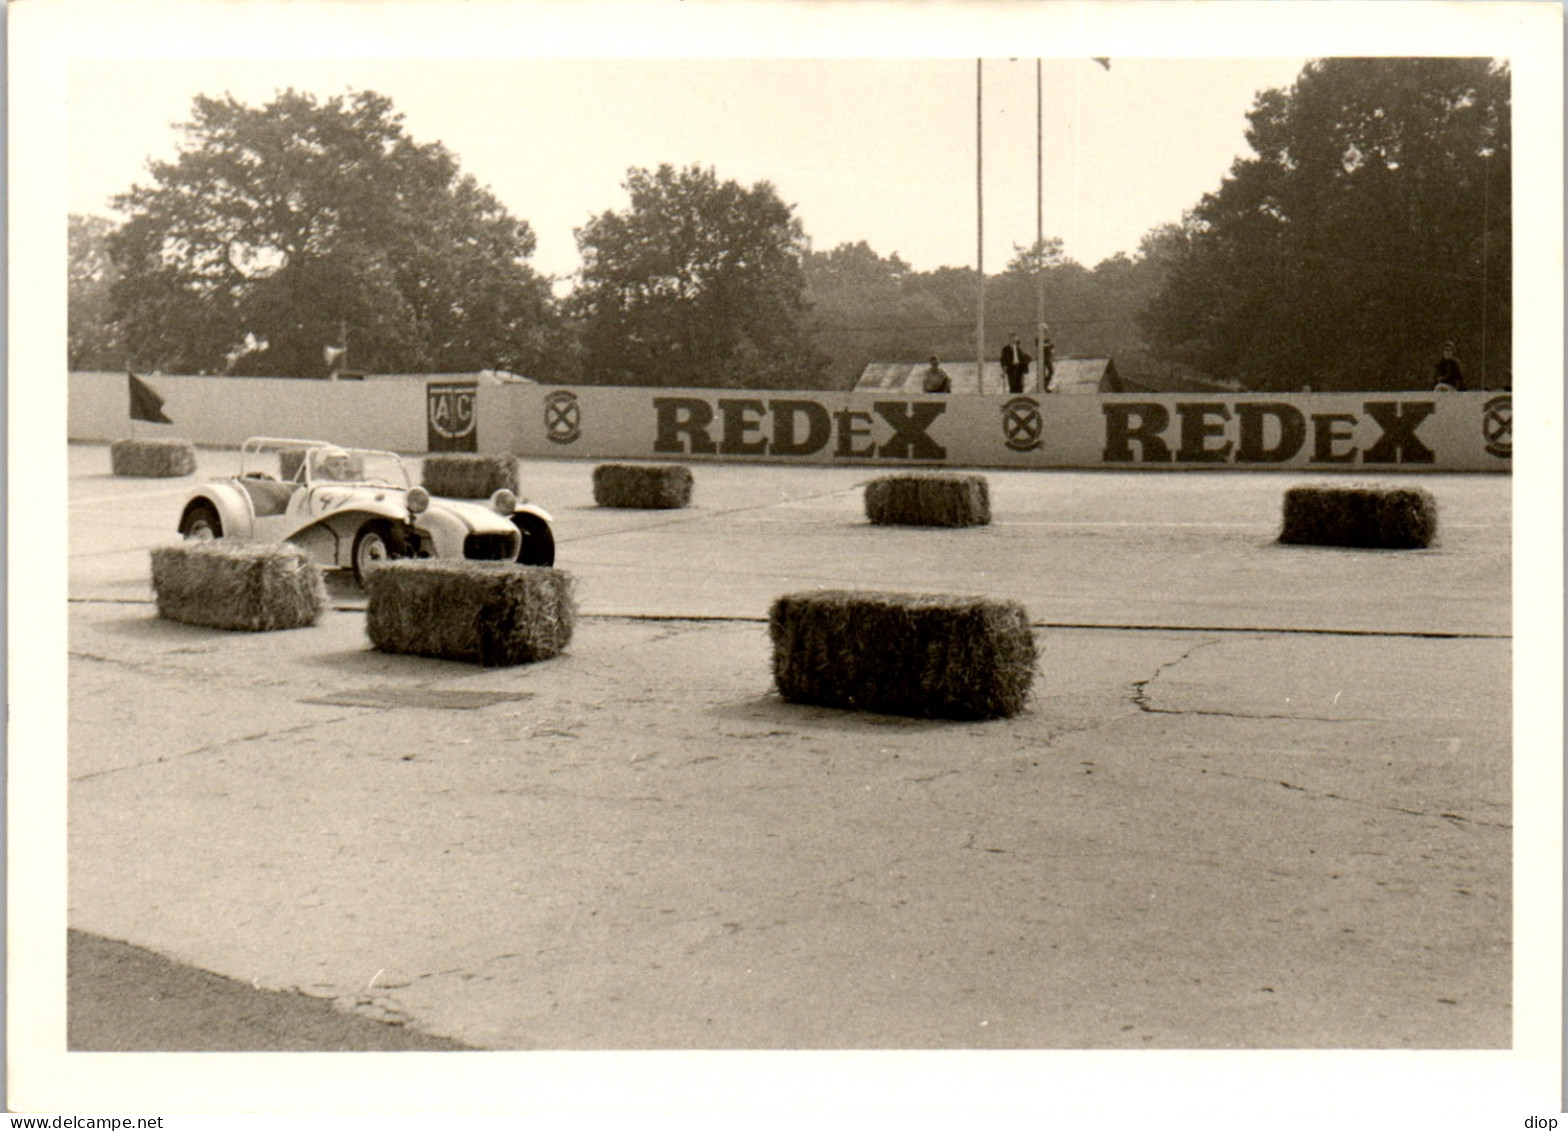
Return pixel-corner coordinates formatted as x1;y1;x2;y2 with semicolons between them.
1278;483;1438;549
864;472;990;527
593;463;694;509
421;453;521;498
770;589;1036;720
111;438;197;478
151;542;327;631
363;560;576;667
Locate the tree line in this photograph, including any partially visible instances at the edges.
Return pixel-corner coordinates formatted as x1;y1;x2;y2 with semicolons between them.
71;59;1510;393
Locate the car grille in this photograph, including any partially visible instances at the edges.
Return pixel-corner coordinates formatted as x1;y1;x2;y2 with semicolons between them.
464;532;521;561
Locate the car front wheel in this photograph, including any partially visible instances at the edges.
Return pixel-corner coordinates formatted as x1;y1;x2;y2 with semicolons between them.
352;521;397;585
511;513;555;567
179;501;223;541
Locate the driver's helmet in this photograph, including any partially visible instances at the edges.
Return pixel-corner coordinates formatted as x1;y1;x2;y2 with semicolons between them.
315;446;354;481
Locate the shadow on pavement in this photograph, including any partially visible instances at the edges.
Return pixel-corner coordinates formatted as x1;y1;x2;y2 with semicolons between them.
68;930;475;1052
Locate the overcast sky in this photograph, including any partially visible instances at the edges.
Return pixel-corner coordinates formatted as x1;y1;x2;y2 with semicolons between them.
71;55;1310;282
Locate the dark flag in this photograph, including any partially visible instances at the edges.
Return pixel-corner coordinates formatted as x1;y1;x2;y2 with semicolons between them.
1093;57;1111;71
129;372;172;424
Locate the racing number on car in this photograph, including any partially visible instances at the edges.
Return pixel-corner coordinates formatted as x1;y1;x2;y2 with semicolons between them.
545;391;582;445
1482;394;1511;459
1002;396;1044;452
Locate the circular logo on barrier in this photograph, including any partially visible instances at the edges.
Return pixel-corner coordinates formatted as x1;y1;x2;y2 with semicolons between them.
1482;394;1511;458
1002;396;1043;452
544;390;581;445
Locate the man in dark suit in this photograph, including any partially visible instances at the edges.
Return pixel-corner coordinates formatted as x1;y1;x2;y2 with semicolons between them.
1000;334;1032;395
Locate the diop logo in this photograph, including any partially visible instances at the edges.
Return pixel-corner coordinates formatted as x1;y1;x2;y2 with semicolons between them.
1001;396;1043;452
1102;401;1437;465
653;396;947;460
544;390;582;445
1482;395;1511;458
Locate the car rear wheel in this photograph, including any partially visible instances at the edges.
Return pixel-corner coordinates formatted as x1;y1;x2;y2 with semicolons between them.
352;521;397;586
179;501;222;541
511;513;555;567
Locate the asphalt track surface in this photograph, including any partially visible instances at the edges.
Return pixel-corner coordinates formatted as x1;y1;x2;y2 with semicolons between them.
63;442;1511;1055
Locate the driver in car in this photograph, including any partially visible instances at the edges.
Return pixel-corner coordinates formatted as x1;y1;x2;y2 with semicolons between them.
316;447;355;481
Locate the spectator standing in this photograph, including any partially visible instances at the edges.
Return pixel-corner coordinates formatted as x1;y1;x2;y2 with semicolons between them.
1037;326;1056;391
1000;334;1032;395
921;355;951;394
1432;341;1466;390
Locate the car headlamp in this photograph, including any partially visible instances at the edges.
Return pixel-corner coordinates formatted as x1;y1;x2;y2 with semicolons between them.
491;488;517;514
406;485;431;516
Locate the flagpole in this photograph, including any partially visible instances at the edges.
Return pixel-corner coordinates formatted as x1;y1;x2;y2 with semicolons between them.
1036;58;1045;395
976;58;985;395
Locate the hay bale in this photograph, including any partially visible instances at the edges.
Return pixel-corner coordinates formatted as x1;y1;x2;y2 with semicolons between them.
110;438;196;478
363;560;576;667
421;453;521;499
864;473;990;527
770;589;1036;720
592;463;694;509
1278;483;1438;549
151;541;328;631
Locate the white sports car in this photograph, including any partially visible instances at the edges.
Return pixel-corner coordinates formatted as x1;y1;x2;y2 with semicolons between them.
178;437;555;583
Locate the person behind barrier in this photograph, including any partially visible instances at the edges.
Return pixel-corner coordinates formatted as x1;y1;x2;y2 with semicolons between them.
1432;341;1466;391
922;355;951;394
1000;334;1032;395
1038;327;1055;391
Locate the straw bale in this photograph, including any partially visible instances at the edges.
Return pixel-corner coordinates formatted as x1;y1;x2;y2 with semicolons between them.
592;463;694;509
864;473;991;527
363;560;576;667
110;438;197;478
421;454;521;499
1278;483;1438;549
770;589;1036;720
151;541;327;631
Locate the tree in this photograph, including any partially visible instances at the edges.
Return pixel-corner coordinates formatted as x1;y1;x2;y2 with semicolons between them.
69;214;125;369
1141;58;1511;391
108;89;567;378
571;164;827;388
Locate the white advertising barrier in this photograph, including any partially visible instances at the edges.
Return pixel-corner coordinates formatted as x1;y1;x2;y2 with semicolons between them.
70;371;432;450
479;385;1513;472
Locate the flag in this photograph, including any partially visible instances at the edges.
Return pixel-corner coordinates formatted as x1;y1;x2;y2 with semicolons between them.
1093;57;1111;71
128;372;172;424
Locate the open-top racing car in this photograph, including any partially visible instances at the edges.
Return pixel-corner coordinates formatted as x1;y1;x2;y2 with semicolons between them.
177;437;555;583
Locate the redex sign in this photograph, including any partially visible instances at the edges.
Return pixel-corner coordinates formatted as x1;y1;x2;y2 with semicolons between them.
1102;400;1440;466
479;385;1506;472
653;396;947;461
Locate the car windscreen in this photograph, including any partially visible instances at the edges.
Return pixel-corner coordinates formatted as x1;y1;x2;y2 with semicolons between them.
309;448;409;488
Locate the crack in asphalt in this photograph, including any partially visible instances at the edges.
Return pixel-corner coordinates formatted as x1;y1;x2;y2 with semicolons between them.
71;717;356;782
558;483;868;544
1130;639;1379;723
1151;756;1512;830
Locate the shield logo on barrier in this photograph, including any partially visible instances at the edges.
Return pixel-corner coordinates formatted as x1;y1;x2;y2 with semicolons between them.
545;390;582;445
427;381;477;451
1002;396;1043;452
1482;394;1511;458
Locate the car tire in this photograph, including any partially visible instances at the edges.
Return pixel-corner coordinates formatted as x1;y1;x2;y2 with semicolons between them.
511;513;555;567
179;501;223;541
352;520;397;586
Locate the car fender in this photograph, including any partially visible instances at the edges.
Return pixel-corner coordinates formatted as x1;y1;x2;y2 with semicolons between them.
513;502;553;525
181;482;254;538
288;507;419;569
